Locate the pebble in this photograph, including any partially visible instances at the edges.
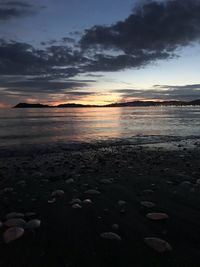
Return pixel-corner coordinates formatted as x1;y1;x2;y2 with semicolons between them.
118;200;126;206
140;201;155;208
65;178;74;184
100;232;121;241
6;212;25;220
84;189;100;195
48;198;56;203
52;190;64;197
111;224;119;230
3;227;24;244
72;204;82;209
4;218;26;228
26;219;41;229
70;198;82;205
146;213;169;220
100;179;112;184
83;199;92;204
144;237;172;252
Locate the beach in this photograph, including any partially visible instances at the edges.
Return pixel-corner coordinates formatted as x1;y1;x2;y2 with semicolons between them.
0;138;200;267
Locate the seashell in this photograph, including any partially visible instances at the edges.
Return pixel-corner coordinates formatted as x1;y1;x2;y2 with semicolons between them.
26;219;41;229
140;201;155;208
84;189;100;195
4;218;26;227
6;212;24;220
100;232;121;241
146;213;169;220
144;237;172;252
51;190;64;197
4;227;24;243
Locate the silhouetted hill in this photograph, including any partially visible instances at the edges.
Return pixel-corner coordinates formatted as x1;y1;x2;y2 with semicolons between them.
57;103;99;108
14;99;200;108
14;103;51;108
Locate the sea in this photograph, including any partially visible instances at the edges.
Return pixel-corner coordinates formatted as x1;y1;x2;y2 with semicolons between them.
0;106;200;149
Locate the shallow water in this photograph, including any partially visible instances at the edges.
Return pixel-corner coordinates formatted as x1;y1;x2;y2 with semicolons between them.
0;106;200;147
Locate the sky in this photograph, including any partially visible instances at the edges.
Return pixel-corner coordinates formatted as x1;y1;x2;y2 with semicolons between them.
0;0;200;107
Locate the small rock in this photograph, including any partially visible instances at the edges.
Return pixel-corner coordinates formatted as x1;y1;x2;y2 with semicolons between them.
144;237;172;252
48;198;56;203
100;232;121;241
83;199;92;204
111;224;119;230
6;212;24;220
4;218;26;228
72;204;82;209
26;219;41;229
100;179;112;184
52;190;64;197
84;189;100;195
25;212;36;217
118;200;126;206
4;227;24;243
70;198;82;205
65;178;74;184
140;201;155;208
146;213;169;221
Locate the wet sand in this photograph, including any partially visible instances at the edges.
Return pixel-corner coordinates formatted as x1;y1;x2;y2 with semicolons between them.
0;139;200;266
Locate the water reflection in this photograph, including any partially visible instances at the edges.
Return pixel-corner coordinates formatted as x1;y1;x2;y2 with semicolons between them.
0;106;199;146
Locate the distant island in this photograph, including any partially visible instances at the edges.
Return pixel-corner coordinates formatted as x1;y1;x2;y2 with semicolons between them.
14;99;200;108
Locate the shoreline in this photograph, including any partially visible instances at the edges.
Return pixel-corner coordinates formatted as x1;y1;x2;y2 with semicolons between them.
0;138;200;266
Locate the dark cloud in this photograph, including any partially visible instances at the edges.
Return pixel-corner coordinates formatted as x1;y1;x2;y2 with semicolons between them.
112;84;200;101
80;0;200;70
0;1;45;20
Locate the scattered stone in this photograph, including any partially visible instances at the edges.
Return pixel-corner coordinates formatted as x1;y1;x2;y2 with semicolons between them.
70;198;82;205
4;218;26;228
140;201;155;208
6;212;25;220
0;221;3;228
4;227;24;243
25;212;36;217
100;179;112;184
72;204;82;209
100;232;121;241
118;200;126;206
196;179;200;185
144;237;172;253
111;224;119;230
83;199;92;204
52;190;64;197
84;189;100;195
65;178;74;184
3;187;14;193
48;198;56;204
146;213;169;221
26;219;41;229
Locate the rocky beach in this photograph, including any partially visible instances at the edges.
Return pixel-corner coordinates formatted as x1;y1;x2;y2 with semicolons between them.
0;138;200;267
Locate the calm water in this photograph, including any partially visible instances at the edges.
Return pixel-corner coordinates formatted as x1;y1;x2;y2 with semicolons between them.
0;106;200;147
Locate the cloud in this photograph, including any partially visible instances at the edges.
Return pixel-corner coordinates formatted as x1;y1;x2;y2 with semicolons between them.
0;1;44;20
80;0;200;71
112;84;200;101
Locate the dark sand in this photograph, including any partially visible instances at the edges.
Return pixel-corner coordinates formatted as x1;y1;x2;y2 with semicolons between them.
0;139;200;267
